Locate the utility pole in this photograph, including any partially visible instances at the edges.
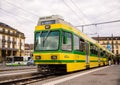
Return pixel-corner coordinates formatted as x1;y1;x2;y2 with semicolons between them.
111;34;114;53
98;34;100;43
81;26;84;32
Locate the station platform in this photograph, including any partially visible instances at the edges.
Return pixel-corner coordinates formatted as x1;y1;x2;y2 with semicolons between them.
35;65;120;85
0;65;36;72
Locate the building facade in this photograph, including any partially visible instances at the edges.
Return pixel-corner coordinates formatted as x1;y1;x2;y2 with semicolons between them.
0;22;25;63
92;36;120;56
24;44;33;57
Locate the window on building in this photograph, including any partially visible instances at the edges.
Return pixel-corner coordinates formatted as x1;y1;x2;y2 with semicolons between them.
0;35;2;48
0;35;2;39
2;35;5;39
6;36;8;40
5;29;8;33
0;27;3;31
112;50;114;53
10;30;13;34
3;28;5;32
102;41;105;44
116;50;118;54
107;41;110;44
116;45;118;49
8;30;10;34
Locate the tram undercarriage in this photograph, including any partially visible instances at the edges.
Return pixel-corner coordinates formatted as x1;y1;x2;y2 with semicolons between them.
37;64;67;74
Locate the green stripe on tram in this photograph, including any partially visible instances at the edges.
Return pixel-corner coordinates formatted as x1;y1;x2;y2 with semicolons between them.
90;60;98;62
34;60;86;63
35;60;103;63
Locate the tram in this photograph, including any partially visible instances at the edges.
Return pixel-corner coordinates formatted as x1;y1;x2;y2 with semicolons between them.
6;56;24;66
33;15;114;73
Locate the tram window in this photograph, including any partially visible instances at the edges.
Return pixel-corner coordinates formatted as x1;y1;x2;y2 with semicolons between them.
100;51;104;57
94;47;98;55
95;48;98;55
62;31;72;51
105;53;108;57
74;35;79;51
90;44;94;54
98;49;100;57
41;20;55;25
79;38;85;52
90;44;98;55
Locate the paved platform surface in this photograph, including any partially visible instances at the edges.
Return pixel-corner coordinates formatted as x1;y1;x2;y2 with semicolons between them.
56;65;120;85
34;65;120;85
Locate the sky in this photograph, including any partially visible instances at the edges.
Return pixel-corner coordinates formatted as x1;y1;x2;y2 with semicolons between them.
0;0;120;44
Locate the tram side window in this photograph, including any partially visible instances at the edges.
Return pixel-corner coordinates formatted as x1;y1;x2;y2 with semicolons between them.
74;35;79;51
62;31;72;51
98;49;100;57
105;53;107;57
95;47;98;55
90;44;98;56
79;38;85;52
90;44;94;54
100;51;104;57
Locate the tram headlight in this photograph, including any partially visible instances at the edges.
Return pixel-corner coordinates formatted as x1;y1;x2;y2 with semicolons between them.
45;25;50;29
36;56;41;60
51;55;57;60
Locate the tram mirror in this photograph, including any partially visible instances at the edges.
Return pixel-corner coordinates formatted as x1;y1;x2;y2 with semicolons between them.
63;36;68;44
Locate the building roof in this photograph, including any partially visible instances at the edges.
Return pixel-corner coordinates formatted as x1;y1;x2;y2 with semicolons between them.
0;22;25;38
92;36;120;40
0;22;15;30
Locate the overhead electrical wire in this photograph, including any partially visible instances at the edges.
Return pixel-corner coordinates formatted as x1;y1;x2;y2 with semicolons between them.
0;8;33;31
70;0;92;24
63;0;85;24
95;5;120;21
0;8;22;22
0;7;35;23
76;19;120;27
2;0;120;28
4;0;39;17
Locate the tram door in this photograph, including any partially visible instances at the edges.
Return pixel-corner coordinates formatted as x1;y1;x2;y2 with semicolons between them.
85;42;89;65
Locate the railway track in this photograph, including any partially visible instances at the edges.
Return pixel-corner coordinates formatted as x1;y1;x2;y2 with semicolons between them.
0;72;56;85
0;65;108;85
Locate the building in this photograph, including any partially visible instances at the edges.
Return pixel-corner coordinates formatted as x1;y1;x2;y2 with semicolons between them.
24;44;33;57
92;36;120;56
0;22;25;63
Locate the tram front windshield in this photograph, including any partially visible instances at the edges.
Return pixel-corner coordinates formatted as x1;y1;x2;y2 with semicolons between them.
34;30;59;51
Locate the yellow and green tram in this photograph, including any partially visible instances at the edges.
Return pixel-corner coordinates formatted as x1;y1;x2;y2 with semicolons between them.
33;15;114;73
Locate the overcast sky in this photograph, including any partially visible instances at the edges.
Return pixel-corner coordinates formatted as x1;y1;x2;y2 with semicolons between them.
0;0;120;44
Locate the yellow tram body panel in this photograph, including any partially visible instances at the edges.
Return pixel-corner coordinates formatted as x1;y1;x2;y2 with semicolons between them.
67;63;86;72
34;52;106;72
34;53;86;64
34;53;87;72
89;56;99;68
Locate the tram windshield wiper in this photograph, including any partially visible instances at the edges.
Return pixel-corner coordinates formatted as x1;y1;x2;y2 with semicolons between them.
43;30;50;46
35;30;59;51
